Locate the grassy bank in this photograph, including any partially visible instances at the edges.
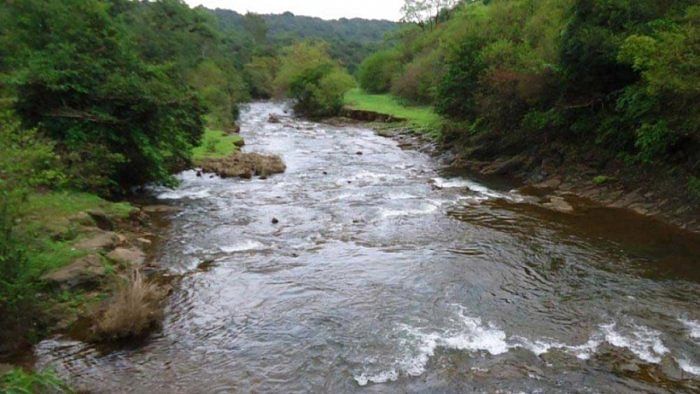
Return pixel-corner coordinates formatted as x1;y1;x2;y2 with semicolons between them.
16;192;135;277
343;88;442;137
192;129;244;162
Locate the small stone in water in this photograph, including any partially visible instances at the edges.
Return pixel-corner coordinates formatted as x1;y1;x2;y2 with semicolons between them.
356;151;363;155
271;218;279;224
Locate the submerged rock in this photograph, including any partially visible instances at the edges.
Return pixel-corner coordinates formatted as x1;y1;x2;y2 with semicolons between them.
41;254;107;290
198;152;286;179
268;114;281;123
543;196;575;213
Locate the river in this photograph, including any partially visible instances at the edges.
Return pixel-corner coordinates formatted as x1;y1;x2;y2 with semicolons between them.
36;102;700;392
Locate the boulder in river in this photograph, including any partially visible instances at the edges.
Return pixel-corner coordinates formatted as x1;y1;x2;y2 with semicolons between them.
268;114;281;123
198;152;286;179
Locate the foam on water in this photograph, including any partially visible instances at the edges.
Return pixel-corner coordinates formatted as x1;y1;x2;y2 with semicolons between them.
679;317;700;340
601;323;669;363
678;359;700;375
380;203;439;218
432;177;523;203
354;306;694;386
219;240;266;253
157;188;211;200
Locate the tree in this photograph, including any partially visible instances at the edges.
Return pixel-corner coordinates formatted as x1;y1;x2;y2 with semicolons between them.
275;42;355;117
401;0;459;29
1;0;205;195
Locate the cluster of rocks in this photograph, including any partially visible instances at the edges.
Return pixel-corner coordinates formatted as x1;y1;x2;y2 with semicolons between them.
198;152;286;179
40;207;172;291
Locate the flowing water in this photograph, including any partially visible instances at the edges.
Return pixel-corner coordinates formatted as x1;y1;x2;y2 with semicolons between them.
36;102;700;393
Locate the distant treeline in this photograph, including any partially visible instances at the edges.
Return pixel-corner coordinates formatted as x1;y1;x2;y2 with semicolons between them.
358;0;700;197
213;9;399;72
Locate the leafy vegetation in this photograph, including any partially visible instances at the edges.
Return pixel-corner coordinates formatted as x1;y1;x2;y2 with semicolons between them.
1;368;70;394
213;10;399;72
355;0;699;198
275;42;355;118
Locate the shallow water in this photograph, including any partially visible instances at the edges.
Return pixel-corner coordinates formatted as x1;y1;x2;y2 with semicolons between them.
37;102;700;392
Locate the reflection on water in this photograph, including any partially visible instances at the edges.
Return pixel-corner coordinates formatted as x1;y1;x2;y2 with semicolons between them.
36;102;700;393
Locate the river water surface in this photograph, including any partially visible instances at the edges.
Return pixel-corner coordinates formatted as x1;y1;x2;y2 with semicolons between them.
37;102;700;392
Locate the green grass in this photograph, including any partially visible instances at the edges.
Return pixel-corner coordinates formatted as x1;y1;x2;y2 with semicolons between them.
344;88;442;137
1;368;70;393
192;129;244;162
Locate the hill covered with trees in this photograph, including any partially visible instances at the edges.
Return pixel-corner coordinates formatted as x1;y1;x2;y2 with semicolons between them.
357;0;700;205
211;9;399;72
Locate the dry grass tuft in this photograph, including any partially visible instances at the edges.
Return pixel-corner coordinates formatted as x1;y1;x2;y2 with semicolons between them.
94;270;165;340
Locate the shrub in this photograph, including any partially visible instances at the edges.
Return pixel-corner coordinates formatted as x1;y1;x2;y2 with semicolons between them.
357;49;402;93
391;50;443;104
94;270;165;340
275;42;356;117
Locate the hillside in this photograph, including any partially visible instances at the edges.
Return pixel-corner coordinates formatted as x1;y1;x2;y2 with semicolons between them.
211;9;399;71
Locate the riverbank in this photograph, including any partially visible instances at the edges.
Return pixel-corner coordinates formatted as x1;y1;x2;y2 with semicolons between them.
0;129;245;390
342;90;700;234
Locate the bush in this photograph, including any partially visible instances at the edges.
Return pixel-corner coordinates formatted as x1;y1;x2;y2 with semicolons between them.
391;50;443;104
0;111;59;351
357;49;402;93
94;270;165;340
275;42;356;117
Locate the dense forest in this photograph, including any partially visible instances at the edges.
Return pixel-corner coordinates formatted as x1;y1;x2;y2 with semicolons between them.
358;0;700;200
213;10;399;72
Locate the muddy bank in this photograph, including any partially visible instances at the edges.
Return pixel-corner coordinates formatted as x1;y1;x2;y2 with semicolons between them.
342;115;700;234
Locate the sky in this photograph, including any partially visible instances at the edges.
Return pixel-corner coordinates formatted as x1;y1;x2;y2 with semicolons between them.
183;0;404;21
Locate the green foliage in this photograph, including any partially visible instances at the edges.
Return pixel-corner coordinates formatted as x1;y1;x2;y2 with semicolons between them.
1;368;70;394
1;0;206;195
276;42;355;118
187;60;247;128
244;56;279;99
357;50;402;93
357;0;699;173
435;40;485;119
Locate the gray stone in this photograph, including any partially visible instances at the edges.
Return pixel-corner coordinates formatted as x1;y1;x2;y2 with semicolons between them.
141;205;181;214
87;209;114;231
543;196;574;213
41;254;106;290
73;231;120;252
107;247;146;266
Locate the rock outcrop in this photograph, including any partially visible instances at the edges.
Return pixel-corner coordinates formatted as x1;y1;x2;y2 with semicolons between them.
41;254;107;290
198;152;286;179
